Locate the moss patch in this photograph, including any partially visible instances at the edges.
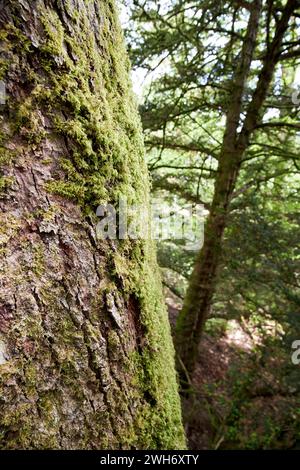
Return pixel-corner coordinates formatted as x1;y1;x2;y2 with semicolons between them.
0;0;185;450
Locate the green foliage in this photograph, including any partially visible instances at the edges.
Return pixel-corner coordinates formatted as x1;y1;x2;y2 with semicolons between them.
126;0;300;449
204;318;228;338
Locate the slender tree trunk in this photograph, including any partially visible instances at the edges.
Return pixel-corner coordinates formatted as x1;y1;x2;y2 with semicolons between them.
0;0;185;449
175;0;298;380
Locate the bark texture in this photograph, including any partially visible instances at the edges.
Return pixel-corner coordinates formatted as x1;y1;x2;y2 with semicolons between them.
0;0;185;449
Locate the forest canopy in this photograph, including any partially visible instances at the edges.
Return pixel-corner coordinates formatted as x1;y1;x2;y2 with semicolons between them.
123;0;300;449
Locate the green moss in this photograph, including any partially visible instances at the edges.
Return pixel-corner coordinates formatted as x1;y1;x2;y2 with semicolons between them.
0;213;21;247
13;98;46;144
0;59;8;81
0;24;31;52
0;176;14;195
31;1;145;212
31;242;46;276
39;8;65;58
129;240;185;448
0;148;13;167
45;180;86;202
0;0;186;450
0;131;16;197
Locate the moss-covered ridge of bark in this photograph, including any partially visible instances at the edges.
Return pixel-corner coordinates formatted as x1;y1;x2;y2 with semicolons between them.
24;0;146;210
0;0;185;449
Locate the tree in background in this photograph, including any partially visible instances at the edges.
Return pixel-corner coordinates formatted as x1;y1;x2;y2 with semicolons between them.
0;0;185;449
126;0;300;379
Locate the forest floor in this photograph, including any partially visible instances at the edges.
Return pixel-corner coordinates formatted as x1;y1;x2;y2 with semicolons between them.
166;291;300;450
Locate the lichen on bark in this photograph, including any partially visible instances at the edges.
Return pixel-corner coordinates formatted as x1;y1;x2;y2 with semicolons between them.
0;0;185;449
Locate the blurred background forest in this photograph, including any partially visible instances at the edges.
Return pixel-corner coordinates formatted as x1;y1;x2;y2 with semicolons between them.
122;0;300;449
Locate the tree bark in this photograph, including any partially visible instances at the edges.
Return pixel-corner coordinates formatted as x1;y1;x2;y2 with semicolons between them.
0;0;185;449
175;0;298;380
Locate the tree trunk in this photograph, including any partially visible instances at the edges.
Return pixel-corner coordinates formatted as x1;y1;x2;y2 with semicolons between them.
0;0;185;449
175;0;297;380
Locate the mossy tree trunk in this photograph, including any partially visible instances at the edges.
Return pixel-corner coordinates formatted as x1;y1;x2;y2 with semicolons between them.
0;0;185;449
175;0;298;380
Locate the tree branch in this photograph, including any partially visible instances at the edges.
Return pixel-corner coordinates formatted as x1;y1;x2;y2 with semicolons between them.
237;0;299;151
